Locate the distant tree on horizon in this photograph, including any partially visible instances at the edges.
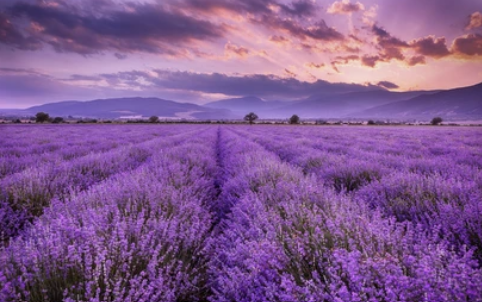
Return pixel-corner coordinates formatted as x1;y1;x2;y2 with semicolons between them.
431;117;443;125
289;114;300;124
149;116;160;123
35;112;50;123
52;117;64;124
244;112;258;124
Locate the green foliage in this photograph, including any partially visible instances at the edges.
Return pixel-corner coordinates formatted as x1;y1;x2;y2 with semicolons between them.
431;117;443;125
52;117;64;124
35;112;50;123
289;114;300;124
149;116;160;123
244;112;258;124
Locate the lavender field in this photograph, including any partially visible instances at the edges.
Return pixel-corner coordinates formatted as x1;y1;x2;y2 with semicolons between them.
1;124;481;302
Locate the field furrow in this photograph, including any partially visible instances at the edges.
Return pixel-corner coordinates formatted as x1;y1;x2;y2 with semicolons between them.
233;126;482;263
0;124;481;302
0;127;219;301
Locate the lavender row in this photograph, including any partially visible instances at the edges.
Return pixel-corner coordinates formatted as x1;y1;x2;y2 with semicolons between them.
0;126;205;243
208;128;482;301
0;125;159;157
233;126;482;262
0;125;193;178
244;126;482;178
0;128;219;301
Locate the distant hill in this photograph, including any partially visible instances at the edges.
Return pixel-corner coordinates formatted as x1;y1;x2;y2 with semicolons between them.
270;90;435;118
201;84;480;120
202;90;438;119
12;97;236;119
1;82;480;121
204;96;284;112
352;83;482;120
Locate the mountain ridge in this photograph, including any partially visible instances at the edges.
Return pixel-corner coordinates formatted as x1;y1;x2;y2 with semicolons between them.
350;82;482;119
9;97;236;120
1;82;481;121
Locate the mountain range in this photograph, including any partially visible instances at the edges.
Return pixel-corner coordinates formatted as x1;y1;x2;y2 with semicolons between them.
1;82;481;121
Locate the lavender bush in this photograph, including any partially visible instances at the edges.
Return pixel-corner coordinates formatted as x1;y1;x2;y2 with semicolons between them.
0;124;481;301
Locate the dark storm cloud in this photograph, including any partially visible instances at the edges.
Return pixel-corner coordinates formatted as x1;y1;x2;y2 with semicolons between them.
0;0;339;56
410;36;451;58
0;12;41;50
370;24;408;62
104;69;380;99
371;25;409;49
2;2;224;55
65;74;104;82
184;0;272;15
185;0;342;42
368;25;478;64
1;67;392;107
0;67;42;75
184;0;316;18
377;81;399;89
279;0;318;17
259;16;344;42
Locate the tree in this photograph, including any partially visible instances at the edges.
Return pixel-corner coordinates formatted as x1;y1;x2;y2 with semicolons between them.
431;117;443;125
367;120;376;125
149;116;160;123
35;112;50;123
244;112;258;124
289;114;300;124
52;117;64;124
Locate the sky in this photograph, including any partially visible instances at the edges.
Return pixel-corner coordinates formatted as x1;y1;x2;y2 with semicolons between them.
0;0;481;108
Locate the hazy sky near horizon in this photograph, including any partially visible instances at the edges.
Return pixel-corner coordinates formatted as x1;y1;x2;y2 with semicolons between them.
1;0;481;108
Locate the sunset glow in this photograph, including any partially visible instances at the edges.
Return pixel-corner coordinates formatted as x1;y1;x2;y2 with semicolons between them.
0;0;481;107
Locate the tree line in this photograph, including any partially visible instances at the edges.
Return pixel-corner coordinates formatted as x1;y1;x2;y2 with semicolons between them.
19;111;445;126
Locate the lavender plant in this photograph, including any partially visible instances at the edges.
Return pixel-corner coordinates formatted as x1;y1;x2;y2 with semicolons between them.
0;124;481;302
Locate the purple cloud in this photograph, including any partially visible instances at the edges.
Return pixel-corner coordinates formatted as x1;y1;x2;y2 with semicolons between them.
259;16;344;42
466;11;482;30
327;0;365;15
86;69;384;100
410;36;451;58
361;55;381;67
407;55;426;66
0;68;95;107
224;42;250;58
279;0;318;17
184;0;316;17
0;12;41;50
372;25;409;48
377;81;399;89
452;34;482;56
3;2;224;55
